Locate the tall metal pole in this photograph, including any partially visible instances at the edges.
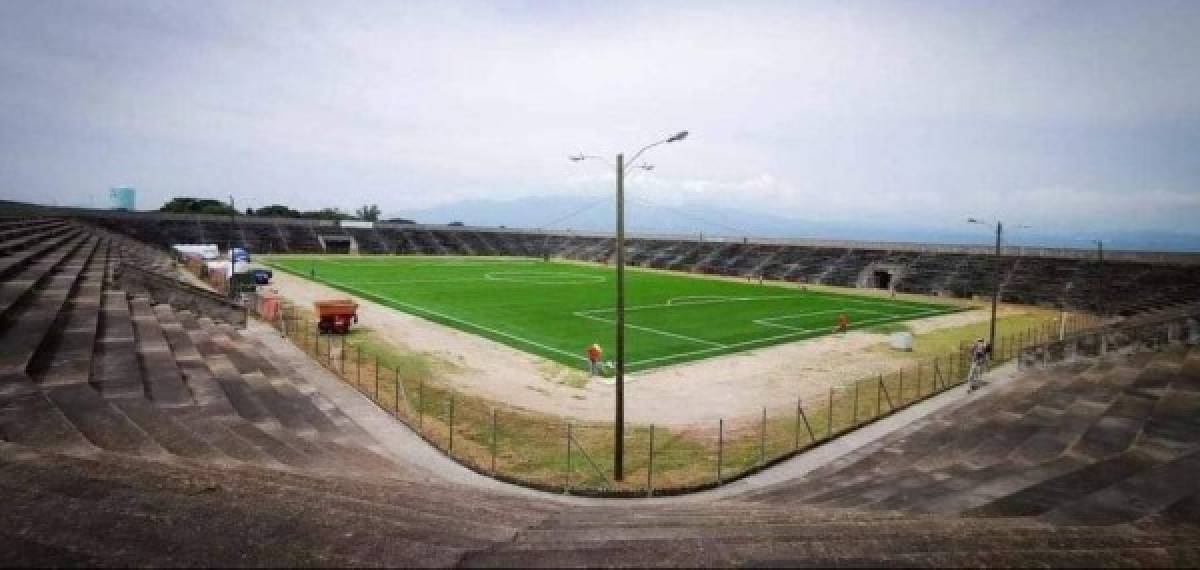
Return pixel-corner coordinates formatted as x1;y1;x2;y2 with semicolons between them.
614;152;626;481
1096;239;1104;313
989;221;1002;350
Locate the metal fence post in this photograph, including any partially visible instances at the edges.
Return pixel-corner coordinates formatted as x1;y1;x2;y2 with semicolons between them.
393;368;400;416
355;345;361;386
759;407;766;466
491;408;498;474
716;418;724;485
418;379;424;430
565;423;572;494
794;397;801;450
373;354;378;392
798;400;814;445
875;374;883;417
826;387;834;438
852;381;860;425
373;361;380;401
647;424;655;497
899;366;906;405
340;336;346;374
880;374;893;412
448;392;455;452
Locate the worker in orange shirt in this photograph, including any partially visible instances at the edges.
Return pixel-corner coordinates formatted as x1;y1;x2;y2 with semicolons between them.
834;313;850;335
586;343;603;376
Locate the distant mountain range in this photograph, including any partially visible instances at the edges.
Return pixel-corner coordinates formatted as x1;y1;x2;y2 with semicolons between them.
390;195;1200;252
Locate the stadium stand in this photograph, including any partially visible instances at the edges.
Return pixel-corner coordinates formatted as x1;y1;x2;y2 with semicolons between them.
2;211;1200;565
39;205;1195;313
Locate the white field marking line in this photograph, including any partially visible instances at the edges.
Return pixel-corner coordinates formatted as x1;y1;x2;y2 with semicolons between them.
627;308;958;367
323;279;590;364
572;312;727;348
483;271;606;285
340;278;487;285
576;294;801;316
666;295;736;305
752;308;889;331
754;307;889;323
807;292;952;314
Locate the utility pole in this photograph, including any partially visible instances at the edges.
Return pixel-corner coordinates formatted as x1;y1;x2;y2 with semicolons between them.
614;153;626;481
228;195;237;299
569;130;688;482
1095;239;1105;313
990;221;1002;351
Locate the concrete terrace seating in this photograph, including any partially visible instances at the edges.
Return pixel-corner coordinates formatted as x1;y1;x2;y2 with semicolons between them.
2;215;1200;566
0;218;404;479
742;345;1200;520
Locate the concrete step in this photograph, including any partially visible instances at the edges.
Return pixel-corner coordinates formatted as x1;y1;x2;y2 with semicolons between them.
91;290;143;398
29;242;107;387
0;237;97;376
167;409;285;467
969;449;1170;518
1043;447;1200;525
0;391;95;453
0;456;457;567
108;397;226;462
44;384;167;457
129;296;193;407
0;228;79;285
0;442;543;556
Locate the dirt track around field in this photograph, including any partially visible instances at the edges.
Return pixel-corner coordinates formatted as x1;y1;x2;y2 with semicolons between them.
262;264;1005;428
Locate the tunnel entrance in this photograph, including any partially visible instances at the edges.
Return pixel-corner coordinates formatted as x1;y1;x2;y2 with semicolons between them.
874;270;893;290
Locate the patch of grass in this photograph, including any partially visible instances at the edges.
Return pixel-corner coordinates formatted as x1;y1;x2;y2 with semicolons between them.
904;308;1066;359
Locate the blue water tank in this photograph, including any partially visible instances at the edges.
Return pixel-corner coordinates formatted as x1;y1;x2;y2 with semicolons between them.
109;186;136;210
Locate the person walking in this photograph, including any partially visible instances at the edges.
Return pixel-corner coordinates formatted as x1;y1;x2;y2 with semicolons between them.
968;337;989;392
586;343;603;377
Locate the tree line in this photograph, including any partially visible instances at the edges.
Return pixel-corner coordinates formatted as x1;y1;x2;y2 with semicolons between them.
158;198;409;223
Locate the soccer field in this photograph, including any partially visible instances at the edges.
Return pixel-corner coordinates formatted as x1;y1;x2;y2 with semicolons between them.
265;256;961;373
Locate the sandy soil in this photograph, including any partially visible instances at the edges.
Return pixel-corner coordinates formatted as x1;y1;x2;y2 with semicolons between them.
261;265;1009;428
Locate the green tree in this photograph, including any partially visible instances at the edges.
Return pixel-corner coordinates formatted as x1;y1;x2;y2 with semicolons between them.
298;207;351;220
249;204;301;218
355;204;381;221
159;197;238;216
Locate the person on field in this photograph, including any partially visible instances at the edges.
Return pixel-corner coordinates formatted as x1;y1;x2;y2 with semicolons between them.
833;313;850;334
586;343;603;377
967;337;989;392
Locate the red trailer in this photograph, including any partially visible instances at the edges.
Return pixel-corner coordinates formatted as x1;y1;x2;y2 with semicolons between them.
314;299;358;334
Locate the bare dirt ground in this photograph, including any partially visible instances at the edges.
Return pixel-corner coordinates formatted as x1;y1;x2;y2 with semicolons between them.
261;265;1010;428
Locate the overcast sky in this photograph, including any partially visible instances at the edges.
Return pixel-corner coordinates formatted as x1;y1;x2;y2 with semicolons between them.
1;0;1198;236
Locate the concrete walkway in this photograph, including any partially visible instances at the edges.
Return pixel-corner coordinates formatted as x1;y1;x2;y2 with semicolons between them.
246;314;1024;506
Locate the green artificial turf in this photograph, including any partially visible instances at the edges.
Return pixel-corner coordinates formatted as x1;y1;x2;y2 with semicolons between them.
265;255;960;373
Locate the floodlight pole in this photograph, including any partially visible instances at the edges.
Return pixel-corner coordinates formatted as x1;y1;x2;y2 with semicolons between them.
571;130;688;482
1094;239;1104;313
614;153;626;481
989;221;1002;351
